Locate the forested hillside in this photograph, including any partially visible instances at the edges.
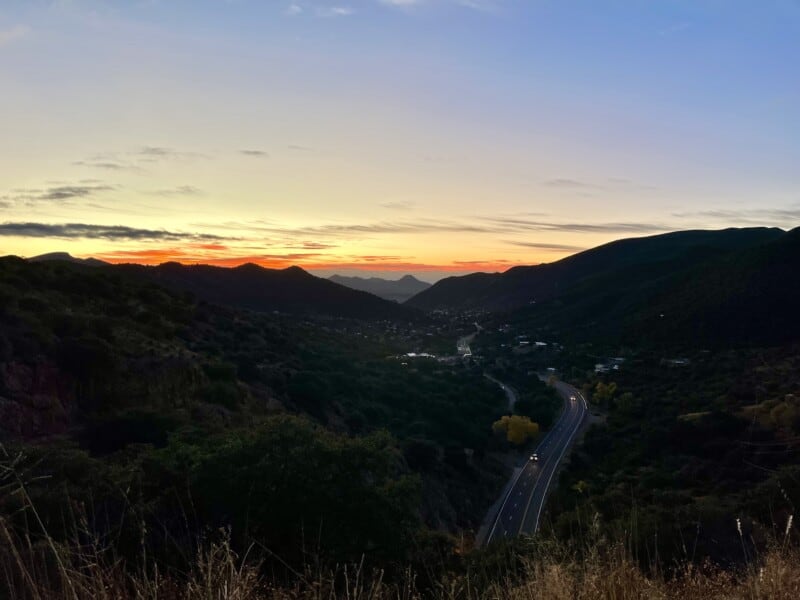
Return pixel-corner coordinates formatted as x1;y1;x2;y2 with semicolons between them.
113;261;414;319
508;227;800;347
406;227;788;316
0;257;513;574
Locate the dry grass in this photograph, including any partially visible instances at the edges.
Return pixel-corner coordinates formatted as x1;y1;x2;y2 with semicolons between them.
3;518;799;599
2;448;799;599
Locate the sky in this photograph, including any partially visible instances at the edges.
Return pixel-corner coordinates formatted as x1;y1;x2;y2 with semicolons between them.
1;0;798;282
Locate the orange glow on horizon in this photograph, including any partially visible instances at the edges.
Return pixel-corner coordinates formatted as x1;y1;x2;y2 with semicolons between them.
89;248;526;274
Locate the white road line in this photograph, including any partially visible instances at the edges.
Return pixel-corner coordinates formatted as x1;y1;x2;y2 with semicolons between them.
486;460;531;543
485;380;578;546
530;389;587;533
517;390;578;534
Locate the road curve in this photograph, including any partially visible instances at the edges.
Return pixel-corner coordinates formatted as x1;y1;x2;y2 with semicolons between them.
482;381;588;545
485;373;518;411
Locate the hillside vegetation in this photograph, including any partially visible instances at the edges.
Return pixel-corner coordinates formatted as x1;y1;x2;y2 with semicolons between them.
0;257;514;576
3;225;800;597
407;227;799;347
115;261;415;319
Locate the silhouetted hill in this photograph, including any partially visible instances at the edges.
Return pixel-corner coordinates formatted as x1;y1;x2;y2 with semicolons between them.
405;228;785;312
28;251;109;266
502;227;800;347
622;226;800;346
329;274;430;303
0;255;505;562
111;262;414;319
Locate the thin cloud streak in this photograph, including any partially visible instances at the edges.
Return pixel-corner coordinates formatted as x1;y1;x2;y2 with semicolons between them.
2;184;115;204
0;222;232;242
380;200;416;210
0;25;29;47
240;149;269;157
152;185;202;196
506;241;586;251
542;178;599;190
672;207;800;225
225;216;670;238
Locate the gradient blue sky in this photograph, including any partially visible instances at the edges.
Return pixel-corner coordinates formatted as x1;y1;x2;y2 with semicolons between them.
1;0;798;280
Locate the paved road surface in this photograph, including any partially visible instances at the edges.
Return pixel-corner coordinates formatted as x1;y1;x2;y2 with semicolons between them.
485;373;518;411
456;324;481;357
483;381;588;544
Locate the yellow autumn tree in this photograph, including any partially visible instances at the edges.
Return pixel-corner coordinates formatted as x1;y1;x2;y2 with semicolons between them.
492;415;540;445
593;381;617;406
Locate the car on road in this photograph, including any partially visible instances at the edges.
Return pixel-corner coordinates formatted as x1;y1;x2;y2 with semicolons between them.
570;395;576;402
529;453;538;462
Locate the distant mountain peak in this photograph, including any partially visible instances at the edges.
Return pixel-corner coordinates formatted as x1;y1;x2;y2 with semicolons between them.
28;252;108;266
282;265;308;274
30;251;74;261
328;273;431;303
111;261;411;319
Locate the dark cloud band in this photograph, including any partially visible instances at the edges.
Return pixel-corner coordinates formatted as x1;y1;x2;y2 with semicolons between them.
0;222;231;242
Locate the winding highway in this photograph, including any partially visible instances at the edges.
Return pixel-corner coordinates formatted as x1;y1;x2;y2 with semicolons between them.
482;380;588;545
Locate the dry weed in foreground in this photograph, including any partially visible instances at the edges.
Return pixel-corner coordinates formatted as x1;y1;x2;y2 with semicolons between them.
2;446;800;600
3;530;800;600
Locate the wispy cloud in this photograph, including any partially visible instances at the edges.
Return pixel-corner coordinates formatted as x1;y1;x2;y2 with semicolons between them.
380;200;416;210
217;216;669;239
540;177;658;193
0;222;231;242
152;185;202;196
0;25;29;47
74;146;207;172
671;207;800;226
380;0;500;11
542;178;600;190
506;241;586;252
659;22;692;36
285;3;303;16
2;184;115;205
316;6;354;18
287;241;337;250
453;0;501;11
240;149;269;157
380;0;423;6
486;216;668;234
73;160;142;172
135;146;207;161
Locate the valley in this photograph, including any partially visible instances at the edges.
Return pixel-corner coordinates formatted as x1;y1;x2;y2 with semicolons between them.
2;226;800;596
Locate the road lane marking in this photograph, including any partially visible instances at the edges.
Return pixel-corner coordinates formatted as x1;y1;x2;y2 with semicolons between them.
530;388;587;534
518;386;586;535
486;460;532;543
485;380;579;546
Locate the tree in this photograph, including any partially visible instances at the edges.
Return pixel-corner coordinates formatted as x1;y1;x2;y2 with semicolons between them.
492;415;540;445
593;381;617;407
614;391;638;412
571;480;589;494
